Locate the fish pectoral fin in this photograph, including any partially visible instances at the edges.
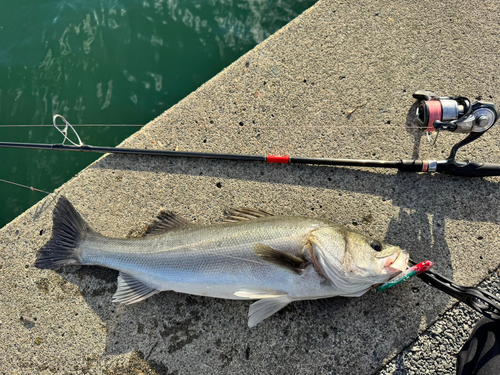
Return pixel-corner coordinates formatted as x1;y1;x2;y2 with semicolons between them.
144;210;192;236
112;272;160;305
253;244;307;274
223;208;274;222
248;296;292;328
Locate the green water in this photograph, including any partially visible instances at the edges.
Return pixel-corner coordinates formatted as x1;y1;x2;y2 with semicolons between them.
0;0;316;228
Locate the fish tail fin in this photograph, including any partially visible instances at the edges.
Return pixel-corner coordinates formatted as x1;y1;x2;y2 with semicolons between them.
35;196;91;269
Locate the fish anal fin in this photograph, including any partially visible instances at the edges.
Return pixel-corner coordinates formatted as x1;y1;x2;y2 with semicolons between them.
223;208;274;222
253;244;307;274
248;296;292;328
112;272;160;305
144;210;192;236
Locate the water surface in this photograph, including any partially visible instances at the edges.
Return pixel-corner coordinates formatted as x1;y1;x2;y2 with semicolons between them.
0;0;317;228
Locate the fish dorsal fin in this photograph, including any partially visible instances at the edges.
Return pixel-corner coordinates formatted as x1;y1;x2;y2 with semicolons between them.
223;208;274;222
112;272;160;304
144;210;192;236
252;244;307;274
248;295;292;327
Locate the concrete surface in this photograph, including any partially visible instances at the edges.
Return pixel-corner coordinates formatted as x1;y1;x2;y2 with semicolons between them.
1;0;500;374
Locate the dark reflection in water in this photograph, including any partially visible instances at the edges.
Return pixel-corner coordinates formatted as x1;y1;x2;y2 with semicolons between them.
0;0;317;228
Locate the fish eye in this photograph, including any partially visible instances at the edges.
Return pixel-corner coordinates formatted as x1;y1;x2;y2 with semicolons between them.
369;240;383;252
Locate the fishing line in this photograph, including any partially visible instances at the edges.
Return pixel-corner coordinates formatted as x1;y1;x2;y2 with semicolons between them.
0;178;50;194
0;124;144;128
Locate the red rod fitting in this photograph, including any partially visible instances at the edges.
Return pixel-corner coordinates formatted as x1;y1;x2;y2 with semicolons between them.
266;155;290;163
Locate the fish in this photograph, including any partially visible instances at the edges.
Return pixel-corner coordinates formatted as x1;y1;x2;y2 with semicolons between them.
35;196;409;327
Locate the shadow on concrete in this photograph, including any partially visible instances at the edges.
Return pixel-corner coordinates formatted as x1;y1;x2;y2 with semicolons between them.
93;152;499;225
56;261;448;374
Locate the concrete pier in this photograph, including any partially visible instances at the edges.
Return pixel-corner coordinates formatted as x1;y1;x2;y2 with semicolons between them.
1;0;500;373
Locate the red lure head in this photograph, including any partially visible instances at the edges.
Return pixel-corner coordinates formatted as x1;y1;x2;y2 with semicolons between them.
414;260;433;274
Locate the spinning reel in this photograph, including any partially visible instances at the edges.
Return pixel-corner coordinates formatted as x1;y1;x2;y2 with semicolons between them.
413;90;498;161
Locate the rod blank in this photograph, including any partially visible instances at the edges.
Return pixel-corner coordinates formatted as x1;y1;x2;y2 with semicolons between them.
1;141;500;177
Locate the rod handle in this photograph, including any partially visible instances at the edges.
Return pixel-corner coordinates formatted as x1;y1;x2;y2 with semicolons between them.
438;161;500;177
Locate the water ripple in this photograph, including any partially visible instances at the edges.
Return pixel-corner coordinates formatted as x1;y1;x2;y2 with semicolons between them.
0;0;318;228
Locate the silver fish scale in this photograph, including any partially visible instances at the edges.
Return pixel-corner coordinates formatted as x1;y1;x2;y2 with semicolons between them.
80;216;334;299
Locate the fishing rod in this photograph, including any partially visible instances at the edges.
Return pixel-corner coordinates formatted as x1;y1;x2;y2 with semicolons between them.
0;91;498;177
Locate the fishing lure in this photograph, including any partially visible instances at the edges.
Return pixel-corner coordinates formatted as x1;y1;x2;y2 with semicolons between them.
377;260;433;292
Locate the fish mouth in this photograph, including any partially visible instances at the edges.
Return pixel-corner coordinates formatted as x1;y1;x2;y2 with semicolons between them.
382;249;409;274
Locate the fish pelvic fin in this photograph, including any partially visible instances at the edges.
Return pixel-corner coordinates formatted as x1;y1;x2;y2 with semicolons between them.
223;208;274;222
35;196;91;269
112;272;160;304
248;295;292;328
